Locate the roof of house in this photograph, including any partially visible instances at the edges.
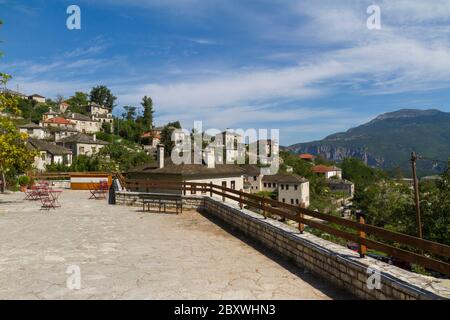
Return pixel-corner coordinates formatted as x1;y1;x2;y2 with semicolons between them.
327;179;353;185
312;165;342;173
46;126;78;133
299;153;315;159
241;164;262;176
262;174;308;183
19;122;42;129
28;138;72;155
89;102;108;108
43;117;75;125
67;112;98;122
44;110;61;115
127;157;244;179
57;133;109;145
93;114;111;118
29;94;45;98
141;131;161;139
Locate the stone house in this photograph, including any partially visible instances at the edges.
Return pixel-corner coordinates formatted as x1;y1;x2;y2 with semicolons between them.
242;165;264;193
19;123;48;140
89;103;113;129
57;133;109;157
126;145;244;196
27;138;72;171
67;112;102;134
312;165;343;179
41;116;77;131
28;94;46;103
262;174;310;207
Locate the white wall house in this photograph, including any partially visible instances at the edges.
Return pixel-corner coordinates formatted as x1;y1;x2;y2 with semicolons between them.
41;116;77;131
27;138;72;171
312;165;343;179
19;123;48;140
28;94;46;103
262;174;310;208
67;113;102;134
126;145;245;200
57;133;109;157
90;103;113;130
242;165;263;193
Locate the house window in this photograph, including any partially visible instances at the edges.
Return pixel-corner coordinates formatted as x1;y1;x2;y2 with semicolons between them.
281;184;284;190
290;199;294;204
273;183;277;188
41;152;46;161
264;183;267;188
294;185;298;190
286;185;289;190
231;181;235;190
296;199;299;205
268;183;271;188
282;198;285;203
222;181;227;189
253;176;257;181
79;146;85;154
92;147;97;153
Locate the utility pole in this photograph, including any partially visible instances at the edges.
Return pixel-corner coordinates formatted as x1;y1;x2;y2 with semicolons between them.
411;152;423;239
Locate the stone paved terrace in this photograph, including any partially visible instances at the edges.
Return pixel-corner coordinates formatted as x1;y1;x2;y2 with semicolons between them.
0;191;353;300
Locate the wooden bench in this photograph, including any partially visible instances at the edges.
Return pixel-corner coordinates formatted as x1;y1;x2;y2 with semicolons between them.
139;193;183;214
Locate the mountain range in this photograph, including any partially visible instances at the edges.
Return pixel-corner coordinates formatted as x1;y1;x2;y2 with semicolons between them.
286;109;450;175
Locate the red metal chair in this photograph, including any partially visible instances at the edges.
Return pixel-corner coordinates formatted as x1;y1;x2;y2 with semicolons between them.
40;195;56;210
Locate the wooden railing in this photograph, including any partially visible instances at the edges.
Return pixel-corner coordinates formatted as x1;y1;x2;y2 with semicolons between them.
32;172;112;180
124;178;450;276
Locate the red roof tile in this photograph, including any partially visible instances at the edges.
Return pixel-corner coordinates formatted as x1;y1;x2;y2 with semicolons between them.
312;165;341;173
299;153;315;159
44;117;75;125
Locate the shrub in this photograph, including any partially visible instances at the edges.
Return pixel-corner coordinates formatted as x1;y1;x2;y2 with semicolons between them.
18;175;30;186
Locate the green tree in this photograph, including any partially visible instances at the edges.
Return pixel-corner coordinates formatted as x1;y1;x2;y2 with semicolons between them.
123;106;137;120
89;85;116;110
66;91;89;114
0;74;36;192
141;96;154;130
341;157;386;190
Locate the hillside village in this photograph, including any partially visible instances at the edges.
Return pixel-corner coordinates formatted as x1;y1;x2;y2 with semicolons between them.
3;85;449;256
1;86;356;215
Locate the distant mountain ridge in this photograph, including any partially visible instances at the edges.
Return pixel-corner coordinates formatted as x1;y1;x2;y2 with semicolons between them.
286;109;450;175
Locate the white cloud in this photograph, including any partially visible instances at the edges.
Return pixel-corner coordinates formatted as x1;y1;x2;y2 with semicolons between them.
6;0;450;141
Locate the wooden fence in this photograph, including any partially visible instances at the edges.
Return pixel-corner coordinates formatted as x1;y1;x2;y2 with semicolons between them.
123;178;450;277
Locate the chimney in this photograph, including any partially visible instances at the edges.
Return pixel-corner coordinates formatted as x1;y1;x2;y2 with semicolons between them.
93;134;96;142
204;147;215;169
157;144;164;168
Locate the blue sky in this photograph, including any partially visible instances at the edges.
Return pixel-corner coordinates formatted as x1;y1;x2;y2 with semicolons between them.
2;0;450;145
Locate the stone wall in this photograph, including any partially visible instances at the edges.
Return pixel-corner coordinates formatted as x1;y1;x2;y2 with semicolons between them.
116;191;204;209
201;197;450;300
115;191;450;300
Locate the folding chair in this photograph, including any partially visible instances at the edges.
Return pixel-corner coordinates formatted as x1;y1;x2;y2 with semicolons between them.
40;195;56;210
